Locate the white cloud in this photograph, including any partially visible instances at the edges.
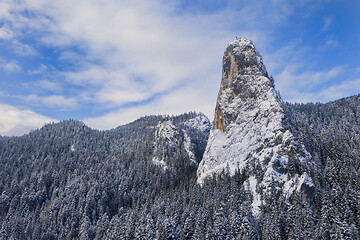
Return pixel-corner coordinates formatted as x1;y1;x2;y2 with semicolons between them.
276;64;343;102
8;0;284;117
284;78;360;103
278;65;342;88
8;0;237;115
84;79;218;129
265;40;352;104
24;94;78;109
11;40;36;56
28;64;49;75
273;52;360;103
0;102;53;136
0;26;13;39
24;79;63;93
0;58;21;72
0;1;16;20
317;78;360;101
0;0;343;131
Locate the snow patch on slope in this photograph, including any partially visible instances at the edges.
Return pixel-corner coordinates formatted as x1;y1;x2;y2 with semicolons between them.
183;130;197;165
152;119;179;170
152;156;168;170
246;176;262;215
151;115;209;170
70;144;76;152
155;118;179;142
184;114;211;133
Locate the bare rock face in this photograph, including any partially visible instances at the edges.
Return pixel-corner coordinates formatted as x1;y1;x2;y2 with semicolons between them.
197;38;314;214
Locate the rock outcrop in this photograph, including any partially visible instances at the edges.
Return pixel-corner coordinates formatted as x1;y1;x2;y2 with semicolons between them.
152;114;210;170
197;38;314;213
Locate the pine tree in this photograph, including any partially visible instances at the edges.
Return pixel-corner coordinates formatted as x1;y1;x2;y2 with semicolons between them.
213;203;228;240
95;213;109;240
79;216;91;240
163;217;178;240
183;212;195;239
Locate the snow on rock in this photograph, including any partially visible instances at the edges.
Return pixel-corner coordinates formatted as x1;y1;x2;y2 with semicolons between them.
152;156;168;170
183;130;198;165
151;115;208;170
154;117;179;143
70;144;76;152
184;114;211;133
197;38;314;213
246;176;262;215
152;118;179;170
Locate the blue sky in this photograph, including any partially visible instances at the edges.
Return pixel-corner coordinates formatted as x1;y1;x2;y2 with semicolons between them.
0;0;359;135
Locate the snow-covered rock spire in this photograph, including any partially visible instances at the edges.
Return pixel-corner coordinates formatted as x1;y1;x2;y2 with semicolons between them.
197;38;314;214
212;38;274;132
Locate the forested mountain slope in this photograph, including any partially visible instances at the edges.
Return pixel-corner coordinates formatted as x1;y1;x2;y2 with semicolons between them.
283;96;360;238
1;96;359;239
0;37;360;239
0;113;211;239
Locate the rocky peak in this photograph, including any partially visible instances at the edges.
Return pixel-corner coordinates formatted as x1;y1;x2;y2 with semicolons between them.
197;38;314;214
214;38;277;132
222;38;268;81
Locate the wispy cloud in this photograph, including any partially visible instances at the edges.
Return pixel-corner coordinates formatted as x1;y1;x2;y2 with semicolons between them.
84;81;218;129
0;26;13;39
2;0;293;117
24;94;78;109
320;38;338;50
274;59;360;103
0;0;355;132
278;64;342;89
23;79;63;93
276;64;344;101
317;78;360;101
28;64;49;75
266;39;353;104
0;57;21;72
284;78;360;103
321;17;332;32
11;40;36;56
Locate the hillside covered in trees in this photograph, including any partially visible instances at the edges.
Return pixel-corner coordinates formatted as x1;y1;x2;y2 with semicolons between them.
0;95;360;239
